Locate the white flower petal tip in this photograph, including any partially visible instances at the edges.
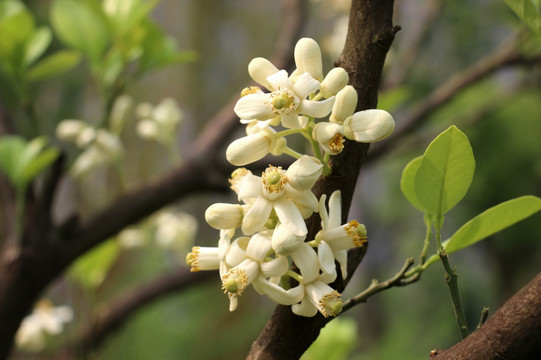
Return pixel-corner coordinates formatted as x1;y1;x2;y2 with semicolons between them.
205;203;243;230
344;109;395;143
294;38;324;81
320;67;349;99
286;155;323;192
271;223;305;256
248;57;280;90
330;85;358;124
312;122;345;155
226;133;273;166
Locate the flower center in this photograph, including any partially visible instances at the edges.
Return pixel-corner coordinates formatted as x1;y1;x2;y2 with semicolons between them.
240;86;262;97
329;133;345;153
229;168;252;193
345;220;368;247
319;290;342;317
268;88;298;114
222;268;248;296
262;166;287;194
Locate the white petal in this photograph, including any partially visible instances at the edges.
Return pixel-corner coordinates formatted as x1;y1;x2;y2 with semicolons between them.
234;93;274;120
318;194;329;228
318;241;336;276
254;279;305;305
248;57;279;90
294;38;324;81
299;97;335;118
335;249;349;279
246;231;272;262
237;174;262;200
205;203;243;230
242;197;273;235
330;85;358;123
292;72;320;99
328;190;342;228
226;133;272;166
280;112;302;129
272;223;305;256
320;67;349;99
267;70;292;90
285;186;319;213
260;256;289;277
286;155;323;192
225;237;249;268
274;198;307;236
343;109;395;143
291;243;319;283
292;298;318;317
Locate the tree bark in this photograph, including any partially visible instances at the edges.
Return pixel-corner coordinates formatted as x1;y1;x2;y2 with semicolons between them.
432;272;541;360
246;1;398;358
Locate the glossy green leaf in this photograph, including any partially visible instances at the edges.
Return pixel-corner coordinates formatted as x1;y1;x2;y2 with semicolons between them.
68;238;120;288
400;156;427;213
23;26;52;66
50;0;110;64
27;50;81;82
443;195;541;253
505;0;541;37
414;126;475;216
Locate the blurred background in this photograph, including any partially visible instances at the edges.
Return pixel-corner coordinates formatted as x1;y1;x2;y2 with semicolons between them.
4;0;541;359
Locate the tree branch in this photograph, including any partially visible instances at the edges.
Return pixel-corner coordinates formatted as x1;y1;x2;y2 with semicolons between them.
431;272;541;360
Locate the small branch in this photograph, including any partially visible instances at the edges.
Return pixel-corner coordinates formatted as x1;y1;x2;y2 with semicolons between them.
368;41;541;163
72;268;214;354
439;250;469;339
477;307;489;329
342;257;416;313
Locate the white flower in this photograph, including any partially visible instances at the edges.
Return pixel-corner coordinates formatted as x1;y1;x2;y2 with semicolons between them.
248;58;280;90
238;165;318;236
205;203;244;230
15;300;73;352
316;191;367;279
56;120;88;142
186;229;240;276
155;211;198;249
226;132;276;166
234;70;334;129
291;279;343;318
286;155;323;192
271;222;306;256
294;38;324;81
330;85;358;124
312;122;345;155
343;109;395;143
320;67;349;99
136;98;183;145
221;231;289;310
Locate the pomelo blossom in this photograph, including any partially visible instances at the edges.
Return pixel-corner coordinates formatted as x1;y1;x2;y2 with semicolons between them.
15;300;73;352
291;278;343;318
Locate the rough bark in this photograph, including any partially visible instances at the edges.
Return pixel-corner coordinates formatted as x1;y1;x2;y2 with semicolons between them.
246;1;398;359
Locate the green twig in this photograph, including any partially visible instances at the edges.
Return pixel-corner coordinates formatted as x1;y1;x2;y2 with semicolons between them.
342;258;416;312
477;307;489;329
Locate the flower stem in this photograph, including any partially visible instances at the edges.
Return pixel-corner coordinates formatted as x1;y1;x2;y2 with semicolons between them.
282;146;303;159
286;270;304;284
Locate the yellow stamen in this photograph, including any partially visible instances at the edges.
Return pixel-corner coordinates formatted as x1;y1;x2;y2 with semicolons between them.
345;220;368;247
329;133;345;153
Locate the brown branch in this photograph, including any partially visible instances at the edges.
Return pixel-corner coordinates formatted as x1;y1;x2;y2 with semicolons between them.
72;269;215;355
369;41;541;163
246;1;398;358
431;272;541;360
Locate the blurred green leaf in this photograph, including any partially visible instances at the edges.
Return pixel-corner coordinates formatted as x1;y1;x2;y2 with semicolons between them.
414;126;475;216
23;26;52;66
68;238;120;288
0;1;34;73
400;156;427;213
378;86;411;112
0;136;27;184
301;317;357;360
50;0;110;65
102;0;159;36
505;0;541;37
443;196;541;254
27;50;81;82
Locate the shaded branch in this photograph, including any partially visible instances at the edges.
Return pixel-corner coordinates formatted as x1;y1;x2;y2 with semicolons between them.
431;272;541;360
369;41;541;163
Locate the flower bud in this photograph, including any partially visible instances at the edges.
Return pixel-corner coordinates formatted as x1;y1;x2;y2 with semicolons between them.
286;155;323;192
56;120;87;142
330;85;358;123
320;67;349;98
272;223;305;256
205;203;243;230
294;38;324;81
343;109;395;143
76;127;96;148
248;57;279;90
226;132;274;166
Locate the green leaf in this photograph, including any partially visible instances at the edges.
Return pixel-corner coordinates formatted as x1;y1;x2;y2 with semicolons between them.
0;2;34;71
0;135;26;183
400;156;427;213
19;148;60;186
102;0;159;36
443;196;541;254
50;0;110;65
505;0;541;37
68;238;120;288
23;26;52;66
414;126;475;216
27;50;81;82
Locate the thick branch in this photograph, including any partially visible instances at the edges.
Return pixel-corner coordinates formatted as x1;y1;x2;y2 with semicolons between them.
432;272;541;360
246;1;397;359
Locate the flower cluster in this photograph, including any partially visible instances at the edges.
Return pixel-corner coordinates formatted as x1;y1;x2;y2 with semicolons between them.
187;38;393;317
